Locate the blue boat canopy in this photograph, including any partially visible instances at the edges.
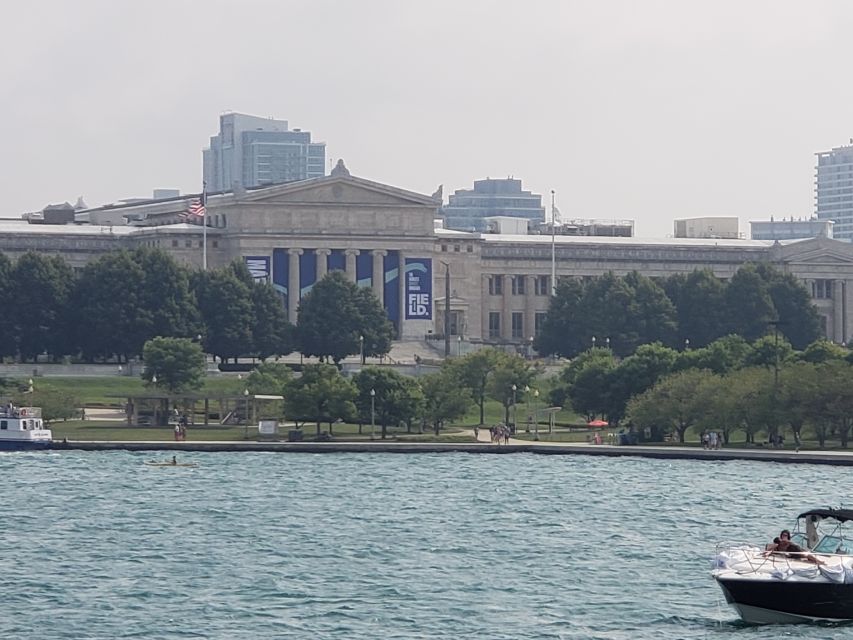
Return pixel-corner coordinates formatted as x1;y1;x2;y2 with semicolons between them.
797;508;853;523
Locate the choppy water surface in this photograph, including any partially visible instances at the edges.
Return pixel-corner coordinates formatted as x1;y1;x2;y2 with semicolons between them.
3;450;852;639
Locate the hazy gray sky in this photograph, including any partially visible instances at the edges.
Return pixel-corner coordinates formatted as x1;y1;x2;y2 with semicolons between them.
3;0;852;236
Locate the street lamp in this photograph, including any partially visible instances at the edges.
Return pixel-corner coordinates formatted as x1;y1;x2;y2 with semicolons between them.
243;388;250;440
457;335;462;357
684;338;690;351
151;373;158;385
591;336;596;349
370;388;376;440
605;337;610;350
117;364;123;376
27;378;34;393
359;335;365;365
524;385;531;432
533;389;540;441
511;384;517;430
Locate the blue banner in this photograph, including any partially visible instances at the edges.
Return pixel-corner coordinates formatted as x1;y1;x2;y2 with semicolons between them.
404;257;432;320
244;256;270;283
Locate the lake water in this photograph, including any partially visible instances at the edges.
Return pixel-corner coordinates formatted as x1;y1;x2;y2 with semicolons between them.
3;450;852;639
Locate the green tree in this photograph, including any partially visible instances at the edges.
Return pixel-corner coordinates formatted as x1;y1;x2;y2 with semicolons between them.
675;334;751;374
534;278;586;358
744;334;794;370
420;370;472;435
10;252;75;361
755;264;822;350
724;265;775;341
0;253;15;360
16;385;80;424
250;281;295;360
69;250;145;362
352;367;424;438
623;271;678;349
246;362;293;396
726;367;775;444
607;342;678;424
296;271;393;364
800;339;848;364
485;353;539;425
284;364;356;436
192;268;254;362
627;369;712;442
563;348;617;421
445;348;504;425
141;337;206;393
134;248;199;345
664;270;727;348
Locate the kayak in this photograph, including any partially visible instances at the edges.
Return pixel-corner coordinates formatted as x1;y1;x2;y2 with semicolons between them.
145;461;198;468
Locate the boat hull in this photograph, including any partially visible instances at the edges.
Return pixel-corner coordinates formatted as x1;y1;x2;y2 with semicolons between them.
716;576;853;624
0;439;52;451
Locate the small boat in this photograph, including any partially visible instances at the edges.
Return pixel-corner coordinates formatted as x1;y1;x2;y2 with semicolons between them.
712;508;853;624
145;460;198;468
0;405;52;450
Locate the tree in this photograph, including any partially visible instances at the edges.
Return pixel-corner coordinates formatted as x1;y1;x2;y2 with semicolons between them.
723;265;775;341
0;253;14;360
675;334;750;374
485;353;539;425
10;252;75;361
800;339;848;364
420;370;472;435
534;278;586;358
352;367;424;438
665;270;727;348
755;264;822;350
141;337;206;394
69;250;146;362
623;271;678;349
284;364;356;437
296;271;393;364
627;369;713;442
606;342;678;424
16;385;80;424
134;248;199;345
250;281;295;360
445;348;504;425
566;348;617;421
726;367;775;444
192;268;254;362
744;334;794;370
246;362;293;396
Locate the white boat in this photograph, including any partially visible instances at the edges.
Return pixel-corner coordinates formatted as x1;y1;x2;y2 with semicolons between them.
712;508;853;624
0;405;52;450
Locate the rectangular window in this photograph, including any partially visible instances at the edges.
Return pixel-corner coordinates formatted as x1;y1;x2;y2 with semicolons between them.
466;244;473;252
534;275;549;295
535;313;547;336
0;420;6;430
172;239;179;247
511;312;524;338
441;244;448;252
185;239;192;248
454;244;461;252
212;240;219;248
489;312;501;338
489;275;503;296
512;276;526;295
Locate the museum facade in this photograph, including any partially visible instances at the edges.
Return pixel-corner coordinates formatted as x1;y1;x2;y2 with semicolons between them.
4;162;853;346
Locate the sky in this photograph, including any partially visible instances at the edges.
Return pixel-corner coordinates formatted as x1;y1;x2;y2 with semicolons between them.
2;0;852;237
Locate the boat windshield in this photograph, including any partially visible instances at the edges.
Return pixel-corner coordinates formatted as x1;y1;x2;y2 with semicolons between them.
813;535;853;555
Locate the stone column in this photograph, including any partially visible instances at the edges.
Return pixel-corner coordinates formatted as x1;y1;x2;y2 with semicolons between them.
372;249;387;305
502;274;512;341
345;249;360;283
834;280;844;343
844;280;851;345
287;248;303;324
481;274;491;340
524;275;535;342
398;250;406;334
315;249;331;281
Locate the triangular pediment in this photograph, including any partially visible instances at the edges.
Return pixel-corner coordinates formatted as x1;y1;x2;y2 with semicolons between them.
772;236;853;264
236;175;439;208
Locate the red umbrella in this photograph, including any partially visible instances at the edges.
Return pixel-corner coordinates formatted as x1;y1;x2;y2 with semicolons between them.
587;419;609;428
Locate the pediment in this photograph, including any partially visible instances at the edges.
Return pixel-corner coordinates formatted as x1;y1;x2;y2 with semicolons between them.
772;237;853;264
239;175;439;208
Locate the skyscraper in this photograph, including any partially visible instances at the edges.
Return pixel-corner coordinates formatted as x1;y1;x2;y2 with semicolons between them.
203;112;325;192
816;142;853;241
441;178;545;232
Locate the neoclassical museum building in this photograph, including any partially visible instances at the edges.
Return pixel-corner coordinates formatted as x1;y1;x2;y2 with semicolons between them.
4;161;853;346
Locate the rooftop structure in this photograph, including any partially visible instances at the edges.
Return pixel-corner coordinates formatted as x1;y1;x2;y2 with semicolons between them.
442;178;545;232
751;217;833;241
674;217;741;239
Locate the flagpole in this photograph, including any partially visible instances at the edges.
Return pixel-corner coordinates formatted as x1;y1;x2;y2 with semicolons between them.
550;189;556;296
202;183;207;271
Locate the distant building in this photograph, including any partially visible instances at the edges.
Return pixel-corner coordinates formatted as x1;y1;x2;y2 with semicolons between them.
203;112;325;192
751;217;833;241
442;178;545;231
816;142;853;241
674;217;740;239
535;218;634;238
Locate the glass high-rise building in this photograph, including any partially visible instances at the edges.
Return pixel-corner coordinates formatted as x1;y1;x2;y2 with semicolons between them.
816;142;853;241
441;178;545;232
203;113;325;192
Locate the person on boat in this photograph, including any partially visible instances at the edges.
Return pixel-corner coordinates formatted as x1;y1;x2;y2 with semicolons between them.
766;530;824;564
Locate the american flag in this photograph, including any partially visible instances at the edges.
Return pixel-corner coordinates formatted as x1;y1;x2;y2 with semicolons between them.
185;194;206;218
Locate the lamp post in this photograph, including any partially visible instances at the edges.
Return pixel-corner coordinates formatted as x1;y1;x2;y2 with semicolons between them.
370;388;376;441
605;337;610;350
511;384;517;431
685;338;690;351
591;336;596;349
533;389;540;441
28;378;34;393
151;373;158;386
524;385;531;432
243;388;250;440
457;335;462;357
359;335;365;365
441;261;451;357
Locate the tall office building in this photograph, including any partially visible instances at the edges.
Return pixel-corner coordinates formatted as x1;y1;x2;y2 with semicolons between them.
816;142;853;241
203;113;325;192
441;178;545;232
